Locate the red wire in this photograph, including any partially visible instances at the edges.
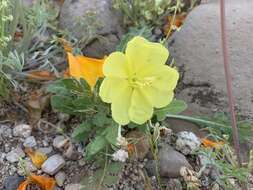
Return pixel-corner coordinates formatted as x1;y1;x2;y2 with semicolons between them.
220;0;242;166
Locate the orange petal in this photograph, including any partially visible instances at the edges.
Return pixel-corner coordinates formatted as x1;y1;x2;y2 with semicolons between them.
25;148;47;169
201;138;224;149
30;175;56;190
67;52;105;88
17;180;30;190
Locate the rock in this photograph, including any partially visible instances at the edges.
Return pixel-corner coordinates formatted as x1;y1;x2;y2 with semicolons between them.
0;124;12;138
55;171;66;187
37;147;53;156
23;136;37;148
159;145;192;178
175;131;201;155
41;154;65;175
65;184;81;190
6;148;25;163
169;0;253;117
13;124;32;138
59;0;124;58
166;179;183;190
126;130;150;160
53;135;68;149
3;175;25;190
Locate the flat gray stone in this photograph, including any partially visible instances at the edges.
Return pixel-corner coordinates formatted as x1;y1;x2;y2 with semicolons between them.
23;136;37;148
37;147;53;156
41;154;65;175
55;171;66;187
3;175;25;190
6;148;25;163
169;0;253;117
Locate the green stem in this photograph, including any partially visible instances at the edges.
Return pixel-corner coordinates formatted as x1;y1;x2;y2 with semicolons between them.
147;121;163;190
166;114;230;129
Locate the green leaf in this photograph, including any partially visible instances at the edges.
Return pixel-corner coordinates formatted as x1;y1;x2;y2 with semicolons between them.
72;122;92;141
85;136;107;160
51;95;77;114
154;99;187;121
104;124;118;146
81;162;124;190
92;111;111;127
47;80;69;95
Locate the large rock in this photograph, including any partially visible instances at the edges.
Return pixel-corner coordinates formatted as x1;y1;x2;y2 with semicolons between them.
60;0;124;58
169;0;253;117
145;145;192;178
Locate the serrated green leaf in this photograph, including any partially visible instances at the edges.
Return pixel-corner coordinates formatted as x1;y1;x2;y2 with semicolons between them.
92;111;110;127
104;124;118;146
86;136;107;160
47;80;69;95
51;95;76;114
154;99;187;121
72;122;92;141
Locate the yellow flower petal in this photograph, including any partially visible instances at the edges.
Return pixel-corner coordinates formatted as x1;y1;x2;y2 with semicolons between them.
142;87;174;108
103;52;129;78
111;84;133;125
129;89;153;124
143;65;179;91
99;77;129;103
125;36;169;72
67;52;105;88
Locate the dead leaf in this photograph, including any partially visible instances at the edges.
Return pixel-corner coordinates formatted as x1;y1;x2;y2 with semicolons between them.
25;148;47;169
67;52;105;88
163;13;187;36
18;174;56;190
26;71;57;81
201;138;224;149
58;38;73;53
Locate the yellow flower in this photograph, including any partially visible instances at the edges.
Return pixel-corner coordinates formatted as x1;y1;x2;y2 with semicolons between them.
99;36;179;125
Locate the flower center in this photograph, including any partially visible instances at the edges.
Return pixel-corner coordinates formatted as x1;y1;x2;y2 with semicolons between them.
129;74;156;88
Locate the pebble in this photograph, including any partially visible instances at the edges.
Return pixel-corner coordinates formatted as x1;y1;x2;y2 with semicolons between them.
0;124;12;138
146;144;192;178
37;146;53;156
6;147;25;163
23;136;37;148
65;184;81;190
78;159;86;166
53;135;68;149
41;154;65;175
3;175;25;190
175;131;201;155
55;171;66;187
13;124;32;138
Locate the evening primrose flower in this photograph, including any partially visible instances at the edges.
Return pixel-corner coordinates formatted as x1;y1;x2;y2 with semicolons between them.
99;36;179;125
